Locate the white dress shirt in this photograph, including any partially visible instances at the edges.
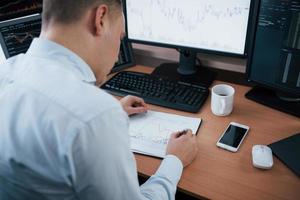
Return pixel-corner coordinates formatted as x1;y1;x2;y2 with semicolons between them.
0;38;183;200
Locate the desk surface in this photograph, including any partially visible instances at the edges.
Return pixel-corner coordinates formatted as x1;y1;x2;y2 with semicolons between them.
116;65;300;200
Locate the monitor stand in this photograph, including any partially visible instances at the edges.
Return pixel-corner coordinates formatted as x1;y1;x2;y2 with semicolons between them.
245;86;300;118
151;50;217;87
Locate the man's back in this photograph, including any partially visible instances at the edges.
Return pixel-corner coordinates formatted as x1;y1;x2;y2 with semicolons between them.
0;39;131;199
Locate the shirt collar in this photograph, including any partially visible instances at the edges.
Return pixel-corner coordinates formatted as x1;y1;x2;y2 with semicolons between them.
27;38;97;84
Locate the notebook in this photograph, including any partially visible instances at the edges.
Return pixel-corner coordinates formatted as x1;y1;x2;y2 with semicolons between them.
129;110;201;158
268;133;300;177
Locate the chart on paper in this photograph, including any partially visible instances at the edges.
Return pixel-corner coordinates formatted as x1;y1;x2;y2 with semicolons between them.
129;110;201;158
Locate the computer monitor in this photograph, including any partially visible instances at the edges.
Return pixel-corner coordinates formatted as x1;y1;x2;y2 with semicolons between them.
0;0;42;22
0;14;41;58
124;0;255;86
246;0;300;117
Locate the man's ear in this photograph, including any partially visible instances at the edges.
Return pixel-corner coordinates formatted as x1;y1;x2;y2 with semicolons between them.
94;4;109;36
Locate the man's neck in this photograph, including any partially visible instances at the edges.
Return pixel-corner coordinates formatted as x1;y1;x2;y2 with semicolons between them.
41;24;89;61
40;23;104;83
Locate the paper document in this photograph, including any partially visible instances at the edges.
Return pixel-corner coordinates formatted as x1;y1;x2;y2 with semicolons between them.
129;110;201;158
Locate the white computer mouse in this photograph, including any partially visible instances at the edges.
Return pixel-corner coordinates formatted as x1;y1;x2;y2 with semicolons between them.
252;145;273;169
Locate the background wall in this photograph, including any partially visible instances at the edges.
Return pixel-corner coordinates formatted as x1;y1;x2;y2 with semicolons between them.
133;44;248;73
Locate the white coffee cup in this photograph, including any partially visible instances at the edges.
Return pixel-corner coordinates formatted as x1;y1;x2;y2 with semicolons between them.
211;84;235;116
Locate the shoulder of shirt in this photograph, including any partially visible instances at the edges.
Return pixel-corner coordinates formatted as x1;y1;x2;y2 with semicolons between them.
6;54;124;123
65;85;123;122
42;79;123;123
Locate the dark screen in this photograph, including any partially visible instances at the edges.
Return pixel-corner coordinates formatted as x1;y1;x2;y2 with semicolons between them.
249;0;300;95
0;0;42;21
220;125;247;148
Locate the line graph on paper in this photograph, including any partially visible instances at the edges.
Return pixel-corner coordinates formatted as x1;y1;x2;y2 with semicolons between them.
130;119;174;144
126;0;251;54
129;111;201;145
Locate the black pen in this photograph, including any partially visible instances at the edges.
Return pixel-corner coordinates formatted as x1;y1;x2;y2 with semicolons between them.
177;129;189;137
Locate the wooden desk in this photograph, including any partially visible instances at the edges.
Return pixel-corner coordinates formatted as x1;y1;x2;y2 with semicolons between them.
116;65;300;200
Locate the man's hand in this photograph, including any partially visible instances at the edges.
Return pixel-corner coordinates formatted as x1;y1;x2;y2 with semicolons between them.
166;130;198;167
120;95;148;116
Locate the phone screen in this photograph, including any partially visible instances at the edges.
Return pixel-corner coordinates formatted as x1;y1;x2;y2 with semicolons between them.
219;125;248;148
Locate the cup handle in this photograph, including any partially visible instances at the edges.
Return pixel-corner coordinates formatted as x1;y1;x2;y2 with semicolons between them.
220;99;226;114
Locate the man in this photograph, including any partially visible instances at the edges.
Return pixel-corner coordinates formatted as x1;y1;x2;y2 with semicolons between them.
0;0;198;199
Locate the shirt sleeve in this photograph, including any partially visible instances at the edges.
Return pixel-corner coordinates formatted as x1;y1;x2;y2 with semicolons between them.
140;155;183;200
71;107;183;200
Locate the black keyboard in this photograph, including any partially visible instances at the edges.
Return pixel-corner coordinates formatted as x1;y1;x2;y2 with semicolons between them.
101;71;209;113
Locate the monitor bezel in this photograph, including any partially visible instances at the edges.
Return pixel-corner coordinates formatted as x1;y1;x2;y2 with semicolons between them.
123;0;257;58
246;0;300;96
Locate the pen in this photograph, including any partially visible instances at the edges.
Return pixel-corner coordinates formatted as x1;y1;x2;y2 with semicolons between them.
177;129;189;137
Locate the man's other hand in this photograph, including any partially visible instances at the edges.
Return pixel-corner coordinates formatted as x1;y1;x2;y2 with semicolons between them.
120;95;148;116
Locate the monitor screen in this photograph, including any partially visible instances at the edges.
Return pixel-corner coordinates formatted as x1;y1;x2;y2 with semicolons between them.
0;0;42;21
248;0;300;96
125;0;252;55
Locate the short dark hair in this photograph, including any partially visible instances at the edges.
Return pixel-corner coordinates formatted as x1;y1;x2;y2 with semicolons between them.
42;0;122;24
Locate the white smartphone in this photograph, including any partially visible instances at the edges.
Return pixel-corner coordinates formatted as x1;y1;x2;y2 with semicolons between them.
216;122;250;152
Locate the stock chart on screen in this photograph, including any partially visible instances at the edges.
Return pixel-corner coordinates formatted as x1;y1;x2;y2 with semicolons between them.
126;0;251;54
